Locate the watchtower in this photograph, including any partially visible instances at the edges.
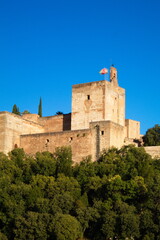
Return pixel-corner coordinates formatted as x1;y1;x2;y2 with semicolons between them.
71;66;125;130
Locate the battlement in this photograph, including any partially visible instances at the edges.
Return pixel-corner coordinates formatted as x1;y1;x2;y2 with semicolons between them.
72;80;107;88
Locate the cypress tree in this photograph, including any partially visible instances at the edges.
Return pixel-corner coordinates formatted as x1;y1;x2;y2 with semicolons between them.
12;104;21;115
38;98;42;117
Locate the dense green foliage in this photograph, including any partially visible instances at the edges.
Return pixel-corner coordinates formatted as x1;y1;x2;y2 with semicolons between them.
38;97;42;117
0;146;160;239
143;124;160;146
22;110;30;114
12;104;21;115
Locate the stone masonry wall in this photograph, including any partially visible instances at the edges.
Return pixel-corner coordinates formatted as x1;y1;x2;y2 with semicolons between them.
0;112;44;154
125;119;140;139
72;81;106;130
89;121;125;159
90;121;111;160
71;80;125;131
20;129;92;163
22;113;71;132
144;146;160;158
105;82;125;126
0;113;6;152
109;121;125;148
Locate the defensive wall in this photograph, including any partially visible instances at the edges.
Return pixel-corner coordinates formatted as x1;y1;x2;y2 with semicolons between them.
125;119;140;139
0;66;148;162
0;111;72;155
20;120;125;162
20;129;92;163
144;146;160;158
0;112;44;154
22;113;71;132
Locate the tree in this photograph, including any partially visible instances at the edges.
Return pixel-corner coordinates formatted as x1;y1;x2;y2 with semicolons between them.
12;104;20;115
9;148;26;167
34;151;56;176
54;146;73;177
38;98;42;117
50;192;74;214
22;110;30;114
52;213;82;240
0;145;160;239
0;232;8;240
14;212;51;240
143;124;160;146
56;111;63;115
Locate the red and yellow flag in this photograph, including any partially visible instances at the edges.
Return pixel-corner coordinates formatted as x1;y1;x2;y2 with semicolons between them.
99;68;108;74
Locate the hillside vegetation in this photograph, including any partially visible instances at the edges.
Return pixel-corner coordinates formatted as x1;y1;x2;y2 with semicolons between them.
143;124;160;146
0;146;160;240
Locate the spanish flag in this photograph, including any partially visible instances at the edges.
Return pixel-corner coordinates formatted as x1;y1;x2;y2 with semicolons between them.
99;68;108;74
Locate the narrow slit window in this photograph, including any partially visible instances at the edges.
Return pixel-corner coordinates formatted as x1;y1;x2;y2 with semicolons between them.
101;131;104;135
87;95;90;100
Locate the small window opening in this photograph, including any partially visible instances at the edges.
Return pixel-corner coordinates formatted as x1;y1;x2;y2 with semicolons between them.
87;95;90;100
101;131;104;135
14;144;18;148
69;137;73;142
45;139;49;147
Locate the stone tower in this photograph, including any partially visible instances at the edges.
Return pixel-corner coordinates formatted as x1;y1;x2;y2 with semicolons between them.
71;66;125;130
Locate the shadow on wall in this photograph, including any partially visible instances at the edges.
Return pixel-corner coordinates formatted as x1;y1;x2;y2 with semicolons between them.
63;113;71;131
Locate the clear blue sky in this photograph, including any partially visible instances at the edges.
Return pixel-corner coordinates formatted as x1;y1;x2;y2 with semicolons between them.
0;0;160;134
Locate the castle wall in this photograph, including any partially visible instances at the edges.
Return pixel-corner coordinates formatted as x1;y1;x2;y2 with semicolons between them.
109;121;125;148
125;119;140;139
0;112;44;154
144;146;160;158
71;80;125;131
0;67;142;162
105;82;125;126
90;121;125;159
90;121;111;160
22;113;71;132
62;114;71;131
22;114;40;122
72;81;106;130
21;120;125;162
38;115;63;132
20;129;92;163
0;113;6;152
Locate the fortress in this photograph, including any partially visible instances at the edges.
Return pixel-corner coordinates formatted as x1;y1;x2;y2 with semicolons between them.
0;66;142;163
